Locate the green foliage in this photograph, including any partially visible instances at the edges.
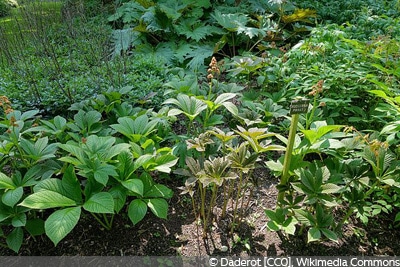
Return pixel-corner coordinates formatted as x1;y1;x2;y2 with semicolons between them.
0;87;177;252
0;0;11;17
107;0;315;71
0;0;399;254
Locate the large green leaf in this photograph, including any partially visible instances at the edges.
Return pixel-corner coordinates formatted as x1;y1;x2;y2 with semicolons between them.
212;10;248;32
93;164;117;186
6;227;23;253
58;143;85;164
153;154;178;173
61;165;83;203
83;192;114;214
164;94;207;121
116;151;136;180
146;198;168;219
72;110;102;133
110;115;158;142
19;137;58;162
128;199;148;225
301;124;343;144
186;45;214;71
0;172;15;189
19;191;77;209
2;187;23;207
144;184;173;198
12;213;26;227
121;179;144;196
175;21;219;42
45;207;81;246
133;154;154;172
25;219;45;236
109;186;127;213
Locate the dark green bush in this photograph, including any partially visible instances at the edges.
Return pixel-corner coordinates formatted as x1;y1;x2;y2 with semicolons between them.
0;0;12;17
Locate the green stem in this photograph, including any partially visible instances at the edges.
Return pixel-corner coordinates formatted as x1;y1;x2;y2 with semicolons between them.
278;114;300;203
242;184;254;221
204;184;218;237
191;193;202;254
336;207;355;231
199;184;206;234
91;212;111;230
222;179;233;218
231;172;243;235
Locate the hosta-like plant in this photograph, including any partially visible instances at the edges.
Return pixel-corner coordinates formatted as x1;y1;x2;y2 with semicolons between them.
0;168;46;252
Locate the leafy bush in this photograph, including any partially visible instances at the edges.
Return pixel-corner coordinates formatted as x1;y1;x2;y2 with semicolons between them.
0;0;12;17
0;92;177;252
107;0;316;71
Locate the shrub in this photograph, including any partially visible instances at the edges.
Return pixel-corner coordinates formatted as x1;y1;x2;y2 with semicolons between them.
0;0;12;17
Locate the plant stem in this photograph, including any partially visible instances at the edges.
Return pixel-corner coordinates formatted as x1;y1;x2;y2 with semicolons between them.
199;184;206;237
91;212;111;230
191;193;202;255
204;183;218;238
278;113;300;203
231;172;243;235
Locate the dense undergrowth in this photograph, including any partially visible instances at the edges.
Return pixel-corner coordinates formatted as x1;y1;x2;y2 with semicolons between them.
0;0;399;254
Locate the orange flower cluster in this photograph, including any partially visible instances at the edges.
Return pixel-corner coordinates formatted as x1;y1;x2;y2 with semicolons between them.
207;57;220;81
0;95;13;115
309;80;324;96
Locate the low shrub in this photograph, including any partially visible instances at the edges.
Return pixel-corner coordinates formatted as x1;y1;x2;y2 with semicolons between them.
0;0;12;17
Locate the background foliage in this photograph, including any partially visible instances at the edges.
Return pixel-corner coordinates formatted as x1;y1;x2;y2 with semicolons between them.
0;0;399;254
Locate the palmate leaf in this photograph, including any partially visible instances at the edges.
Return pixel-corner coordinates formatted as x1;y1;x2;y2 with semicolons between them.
158;2;188;21
205;93;237;112
173;43;194;64
175;20;220;42
236;22;266;39
19;137;59;162
185;44;214;71
58;142;86;164
72;110;102;133
321;228;338;242
111;115;158;142
212;10;248;32
93;164;118;186
33;169;82;204
164;94;207;121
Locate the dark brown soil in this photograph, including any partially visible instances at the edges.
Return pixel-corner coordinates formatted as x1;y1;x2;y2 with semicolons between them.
1;171;399;256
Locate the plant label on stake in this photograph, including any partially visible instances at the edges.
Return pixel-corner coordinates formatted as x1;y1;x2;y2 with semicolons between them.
278;98;310;203
289;99;309;115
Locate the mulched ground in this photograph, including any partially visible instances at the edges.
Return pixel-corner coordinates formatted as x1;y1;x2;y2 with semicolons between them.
1;170;399;256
